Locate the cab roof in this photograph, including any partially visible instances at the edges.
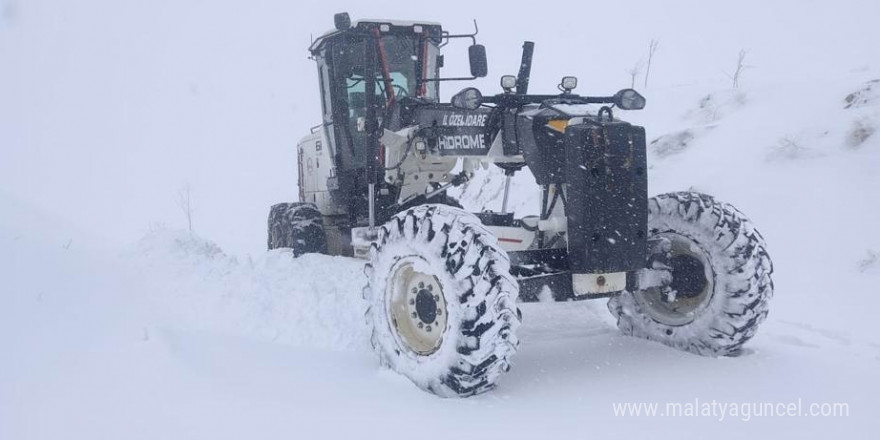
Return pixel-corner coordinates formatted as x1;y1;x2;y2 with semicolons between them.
309;19;444;54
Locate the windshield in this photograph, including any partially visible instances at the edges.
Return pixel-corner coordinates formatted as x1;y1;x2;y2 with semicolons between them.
335;34;438;107
327;33;439;168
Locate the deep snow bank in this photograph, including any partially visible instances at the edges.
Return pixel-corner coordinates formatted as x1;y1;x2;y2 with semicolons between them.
127;228;370;351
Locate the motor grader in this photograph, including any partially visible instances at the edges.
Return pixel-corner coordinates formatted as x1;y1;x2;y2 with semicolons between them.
268;13;774;397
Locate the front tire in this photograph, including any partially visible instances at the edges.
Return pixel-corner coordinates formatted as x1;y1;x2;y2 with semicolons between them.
364;204;521;397
608;192;774;356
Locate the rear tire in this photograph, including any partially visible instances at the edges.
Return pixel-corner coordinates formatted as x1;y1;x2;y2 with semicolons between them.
364;204;521;397
267;202;327;256
608;192;774;356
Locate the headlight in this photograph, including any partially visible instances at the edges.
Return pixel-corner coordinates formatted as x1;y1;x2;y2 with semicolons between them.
613;88;646;110
451;87;483;110
500;75;517;91
561;76;578;91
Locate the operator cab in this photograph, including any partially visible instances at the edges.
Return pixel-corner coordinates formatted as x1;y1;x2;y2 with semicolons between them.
309;17;444;171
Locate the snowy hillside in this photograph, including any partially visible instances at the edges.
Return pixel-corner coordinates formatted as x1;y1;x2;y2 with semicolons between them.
3;1;880;439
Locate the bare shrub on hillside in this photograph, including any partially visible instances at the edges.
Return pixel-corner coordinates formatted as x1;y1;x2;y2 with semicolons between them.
767;136;815;161
844;79;879;109
687;91;746;124
727;50;751;89
846;118;876;149
858;250;879;273
177;184;194;234
627;60;643;89
651;130;696;158
644;39;659;89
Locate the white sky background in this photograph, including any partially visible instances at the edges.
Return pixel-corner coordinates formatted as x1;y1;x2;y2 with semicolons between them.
1;0;878;255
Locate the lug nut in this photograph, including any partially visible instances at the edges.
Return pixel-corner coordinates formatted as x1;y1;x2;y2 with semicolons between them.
433;294;439;301
409;298;415;305
417;322;424;329
437;309;442;316
425;325;432;332
427;284;433;291
411;287;417;294
411;312;417;319
418;282;424;289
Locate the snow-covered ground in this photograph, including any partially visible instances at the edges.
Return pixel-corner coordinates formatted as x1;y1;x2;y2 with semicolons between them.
3;1;880;438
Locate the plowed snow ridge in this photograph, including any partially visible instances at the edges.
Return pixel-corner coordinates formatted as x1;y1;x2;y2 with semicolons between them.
129;229;370;352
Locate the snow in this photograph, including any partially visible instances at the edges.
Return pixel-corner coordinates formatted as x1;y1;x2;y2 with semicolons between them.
3;0;880;438
130;228;370;351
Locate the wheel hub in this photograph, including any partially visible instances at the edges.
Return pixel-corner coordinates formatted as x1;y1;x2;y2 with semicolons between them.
636;232;715;326
668;254;708;298
415;288;438;324
387;258;448;355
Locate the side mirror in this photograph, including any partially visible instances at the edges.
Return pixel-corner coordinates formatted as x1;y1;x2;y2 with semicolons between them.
334;12;351;31
468;45;488;78
613;89;646;110
451;87;483;110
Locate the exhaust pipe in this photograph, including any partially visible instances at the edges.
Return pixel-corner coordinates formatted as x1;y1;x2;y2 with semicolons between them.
516;41;534;95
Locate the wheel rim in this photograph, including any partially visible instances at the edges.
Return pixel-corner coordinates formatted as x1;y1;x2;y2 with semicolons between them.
386;257;448;355
636;232;715;326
